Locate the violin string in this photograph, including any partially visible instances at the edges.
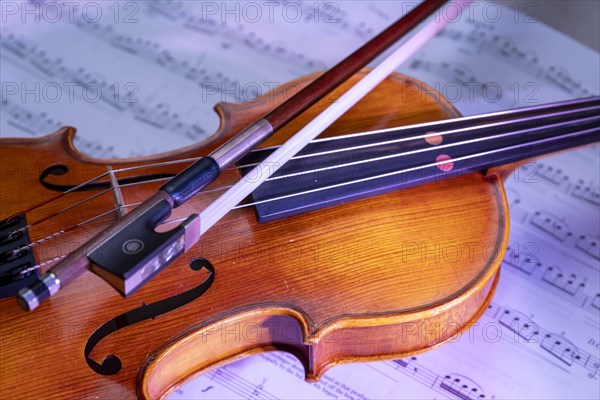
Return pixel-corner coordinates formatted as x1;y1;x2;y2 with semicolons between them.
6;100;597;224
22;124;598;271
5;100;598;243
230;126;599;209
262;115;600;182
12;203;143;256
1;124;450;237
3;181;150;240
5;168;115;222
95;111;600;192
77;101;600;176
3;157;205;224
13;184;235;261
71;98;600;177
18;203;143;273
2;174;230;241
20;255;68;275
16;186;117;234
0;117;520;241
19;176;176;232
9;100;599;235
85;97;600;177
18;195;219;273
17;177;235;253
9;112;598;256
233;104;600;169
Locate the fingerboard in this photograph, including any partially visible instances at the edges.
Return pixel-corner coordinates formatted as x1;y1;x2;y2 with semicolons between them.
238;98;599;223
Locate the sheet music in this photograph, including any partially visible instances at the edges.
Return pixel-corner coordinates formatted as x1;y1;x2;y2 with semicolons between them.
1;1;598;399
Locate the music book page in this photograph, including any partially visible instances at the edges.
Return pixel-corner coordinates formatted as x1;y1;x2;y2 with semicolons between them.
1;1;598;399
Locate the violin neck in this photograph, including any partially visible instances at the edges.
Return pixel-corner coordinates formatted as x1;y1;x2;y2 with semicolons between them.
239;97;600;223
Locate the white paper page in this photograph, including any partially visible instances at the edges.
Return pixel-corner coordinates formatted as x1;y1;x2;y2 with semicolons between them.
1;1;598;399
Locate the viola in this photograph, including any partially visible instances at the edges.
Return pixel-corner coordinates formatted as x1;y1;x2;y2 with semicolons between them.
1;3;598;400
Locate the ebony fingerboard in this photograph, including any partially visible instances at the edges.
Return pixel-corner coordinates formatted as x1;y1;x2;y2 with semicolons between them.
238;98;599;223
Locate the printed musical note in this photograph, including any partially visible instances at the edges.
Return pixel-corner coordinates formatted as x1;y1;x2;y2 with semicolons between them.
592;294;600;311
572;181;600;207
408;54;517;110
515;207;600;261
410;57;479;85
124;101;205;140
74;21;250;99
487;34;542;76
438;19;493;50
2;31;207;141
503;244;597;312
145;0;187;22
389;358;489;399
2;32;58;78
576;234;600;261
463;20;493;53
72;136;117;159
506;188;530;223
1;32;37;59
535;162;570;187
296;1;378;41
0;100;63;136
542;266;587;298
436;18;594;97
392;357;421;378
530;211;573;242
544;65;592;99
439;374;487;400
111;34;161;59
201;367;277;399
249;381;266;399
437;27;464;43
140;1;328;71
1;99;124;158
541;333;582;366
504;244;541;275
72;17;114;40
515;164;600;208
486;303;599;378
69;66;125;111
498;308;540;341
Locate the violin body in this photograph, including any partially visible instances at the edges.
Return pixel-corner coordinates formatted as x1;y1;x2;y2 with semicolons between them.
0;71;508;399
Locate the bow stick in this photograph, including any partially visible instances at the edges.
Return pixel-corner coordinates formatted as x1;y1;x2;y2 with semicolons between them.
198;2;470;235
17;0;464;311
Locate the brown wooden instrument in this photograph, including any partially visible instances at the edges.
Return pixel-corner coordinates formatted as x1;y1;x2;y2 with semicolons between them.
0;69;516;399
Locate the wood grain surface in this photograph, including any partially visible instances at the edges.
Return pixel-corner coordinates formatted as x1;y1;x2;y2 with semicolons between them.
0;71;507;399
